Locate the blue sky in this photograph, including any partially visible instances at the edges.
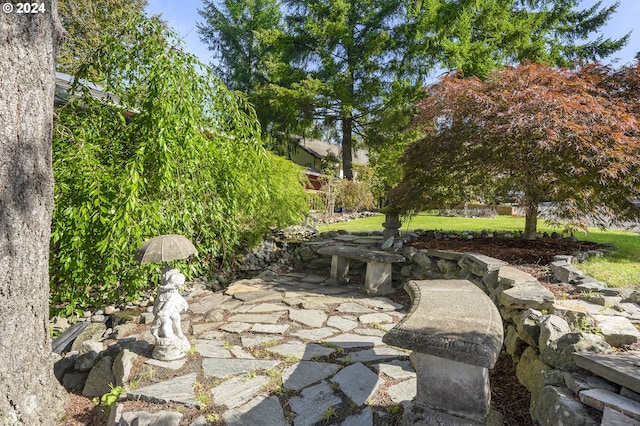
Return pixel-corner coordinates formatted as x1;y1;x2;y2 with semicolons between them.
146;0;639;68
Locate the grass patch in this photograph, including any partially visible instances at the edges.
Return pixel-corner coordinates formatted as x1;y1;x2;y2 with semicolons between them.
319;213;640;289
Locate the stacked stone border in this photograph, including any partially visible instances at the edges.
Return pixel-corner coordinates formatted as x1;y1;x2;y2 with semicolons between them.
292;233;640;425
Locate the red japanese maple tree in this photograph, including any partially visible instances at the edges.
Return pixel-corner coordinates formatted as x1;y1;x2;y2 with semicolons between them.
390;63;640;239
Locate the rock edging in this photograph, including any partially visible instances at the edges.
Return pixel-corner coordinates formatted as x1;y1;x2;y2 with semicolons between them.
292;233;640;425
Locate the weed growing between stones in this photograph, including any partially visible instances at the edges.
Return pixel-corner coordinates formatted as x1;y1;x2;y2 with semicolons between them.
570;316;602;335
193;381;212;409
321;405;338;422
93;384;126;416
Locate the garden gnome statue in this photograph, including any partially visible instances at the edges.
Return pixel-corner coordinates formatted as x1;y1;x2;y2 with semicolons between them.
151;267;191;360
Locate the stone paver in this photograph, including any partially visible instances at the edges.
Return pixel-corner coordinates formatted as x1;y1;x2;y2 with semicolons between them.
324;332;384;349
202;358;280;378
226;313;285;324
194;340;232;358
341;347;409;363
246;303;290;313
191;322;222;336
221;322;253;334
126;373;201;407
222;395;289;426
241;335;282;347
115;410;182;426
372;359;416;380
291;327;337;341
358;312;394;324
110;271;438;424
288;309;327;328
301;274;328;284
268;341;335;360
387;377;417;403
339;407;374;426
282;361;341;391
188;294;228;314
354;327;387;337
230;345;254;359
331;362;382;406
327;316;359;331
211;375;271;409
289;381;342;426
336;302;378;314
251;323;290;334
145;358;186;371
356;297;404;311
232;290;284;303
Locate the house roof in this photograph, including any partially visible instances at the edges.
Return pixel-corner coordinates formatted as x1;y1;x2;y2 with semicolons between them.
298;138;369;165
55;72;118;106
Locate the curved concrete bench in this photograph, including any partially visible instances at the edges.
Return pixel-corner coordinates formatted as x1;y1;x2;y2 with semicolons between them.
383;279;504;424
316;245;405;295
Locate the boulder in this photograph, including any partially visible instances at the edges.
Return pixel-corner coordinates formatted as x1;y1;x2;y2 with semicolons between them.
504;325;526;358
498;266;538;288
74;340;105;372
70;322;107;351
412;251;432;269
113;349;137;387
542;332;612;369
458;253;507;277
538;315;572;354
62;371;89;392
516;309;543;348
550;261;584;283
82;355;116;397
499;282;555;311
515;347;553;398
592;315;640;347
532;386;599;426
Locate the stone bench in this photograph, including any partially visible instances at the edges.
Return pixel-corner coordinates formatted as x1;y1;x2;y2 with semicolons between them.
316;245;405;295
383;279;504;425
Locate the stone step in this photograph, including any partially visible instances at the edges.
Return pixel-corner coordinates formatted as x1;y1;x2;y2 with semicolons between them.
580;388;640;421
574;352;640;394
601;406;640;426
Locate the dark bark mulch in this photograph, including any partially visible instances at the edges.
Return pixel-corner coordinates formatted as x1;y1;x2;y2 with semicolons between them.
407;234;610;266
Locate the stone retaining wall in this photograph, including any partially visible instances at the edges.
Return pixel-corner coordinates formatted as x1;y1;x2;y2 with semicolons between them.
292;233;640;425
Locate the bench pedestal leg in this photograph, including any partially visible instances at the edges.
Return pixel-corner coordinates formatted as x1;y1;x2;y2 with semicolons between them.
406;352;491;424
330;255;349;283
364;262;393;295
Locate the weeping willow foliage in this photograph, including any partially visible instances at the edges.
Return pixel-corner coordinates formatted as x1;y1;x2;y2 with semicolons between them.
51;16;309;316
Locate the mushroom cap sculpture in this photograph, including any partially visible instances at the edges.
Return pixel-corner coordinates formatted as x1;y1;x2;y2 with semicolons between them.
134;234;198;264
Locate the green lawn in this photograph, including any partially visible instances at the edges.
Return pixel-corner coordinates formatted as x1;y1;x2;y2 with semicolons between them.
319;213;640;289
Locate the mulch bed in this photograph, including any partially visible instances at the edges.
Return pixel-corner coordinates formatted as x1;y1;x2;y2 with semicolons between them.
407;234;609;266
403;233;614;425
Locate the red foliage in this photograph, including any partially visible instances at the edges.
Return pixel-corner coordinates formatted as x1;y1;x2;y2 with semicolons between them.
391;63;640;236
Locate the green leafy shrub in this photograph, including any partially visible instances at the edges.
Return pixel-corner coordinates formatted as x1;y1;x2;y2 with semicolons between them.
51;15;308;316
334;179;374;213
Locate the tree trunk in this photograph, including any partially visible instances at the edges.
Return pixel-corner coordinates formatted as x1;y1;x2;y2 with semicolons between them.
342;116;354;180
524;202;539;240
0;2;66;424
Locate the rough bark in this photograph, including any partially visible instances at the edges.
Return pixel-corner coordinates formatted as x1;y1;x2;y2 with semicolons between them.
341;116;354;180
524;202;539;240
0;1;66;424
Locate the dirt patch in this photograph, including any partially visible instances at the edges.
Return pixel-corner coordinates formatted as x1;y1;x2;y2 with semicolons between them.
407;234;610;266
